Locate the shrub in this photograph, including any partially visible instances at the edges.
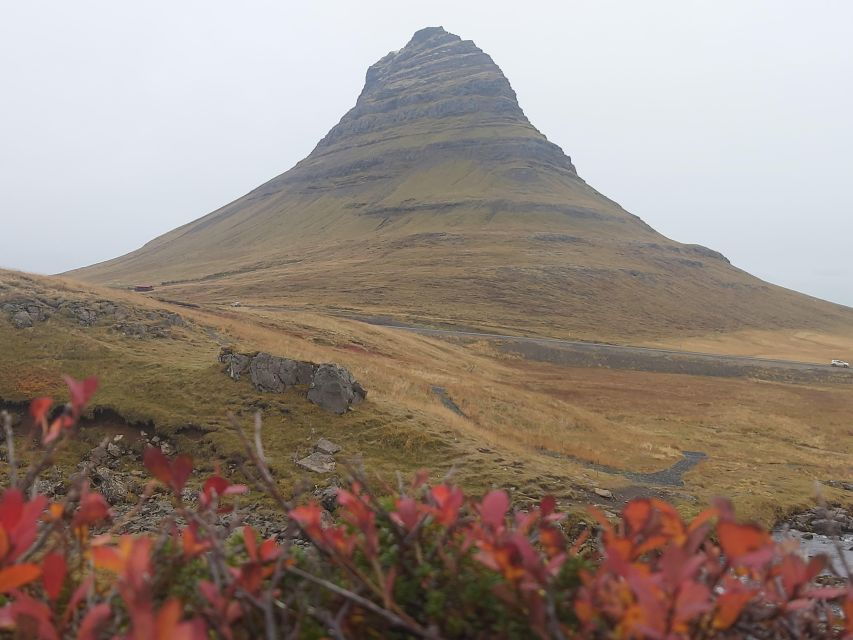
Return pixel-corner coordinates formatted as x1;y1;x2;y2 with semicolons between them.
0;377;848;638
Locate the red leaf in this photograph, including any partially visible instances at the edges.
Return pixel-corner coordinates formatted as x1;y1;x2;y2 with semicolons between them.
391;497;421;531
76;603;110;640
62;375;98;414
430;485;464;526
0;564;42;593
539;495;557;517
0;489;24;534
480;490;509;529
3;592;58;640
41;553;66;601
143;447;172;485
170;455;193;494
72;491;111;528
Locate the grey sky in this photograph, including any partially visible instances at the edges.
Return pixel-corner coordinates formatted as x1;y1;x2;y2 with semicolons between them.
1;1;851;305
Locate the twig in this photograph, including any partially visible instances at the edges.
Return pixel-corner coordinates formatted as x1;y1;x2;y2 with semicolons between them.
284;565;440;639
2;411;16;487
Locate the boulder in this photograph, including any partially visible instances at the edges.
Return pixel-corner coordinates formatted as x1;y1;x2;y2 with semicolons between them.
308;364;367;414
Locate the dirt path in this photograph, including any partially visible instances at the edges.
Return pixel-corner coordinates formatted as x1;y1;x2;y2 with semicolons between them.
539;448;708;487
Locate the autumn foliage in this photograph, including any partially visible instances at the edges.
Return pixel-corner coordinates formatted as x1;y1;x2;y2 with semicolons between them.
0;377;849;638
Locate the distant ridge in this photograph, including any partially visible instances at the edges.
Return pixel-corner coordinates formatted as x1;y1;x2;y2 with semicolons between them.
68;27;852;341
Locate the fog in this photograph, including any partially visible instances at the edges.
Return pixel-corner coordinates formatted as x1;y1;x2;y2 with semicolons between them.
1;0;851;305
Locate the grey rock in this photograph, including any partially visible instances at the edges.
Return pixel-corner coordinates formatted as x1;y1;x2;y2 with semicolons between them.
248;352;317;392
218;349;365;414
593;488;614;499
316;485;340;511
315;438;342;455
219;348;252;380
92;467;129;505
308;364;367;415
11;310;33;328
296;452;336;474
107;443;122;457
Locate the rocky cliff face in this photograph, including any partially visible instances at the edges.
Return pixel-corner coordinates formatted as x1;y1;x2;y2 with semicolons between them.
292;27;577;187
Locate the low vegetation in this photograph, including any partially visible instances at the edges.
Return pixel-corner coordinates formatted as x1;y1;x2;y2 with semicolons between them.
0;377;849;638
1;269;852;526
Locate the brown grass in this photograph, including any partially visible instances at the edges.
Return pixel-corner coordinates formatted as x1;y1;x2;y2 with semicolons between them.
1;269;851;525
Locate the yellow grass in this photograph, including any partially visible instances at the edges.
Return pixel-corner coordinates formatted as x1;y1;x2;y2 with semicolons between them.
1;269;851;526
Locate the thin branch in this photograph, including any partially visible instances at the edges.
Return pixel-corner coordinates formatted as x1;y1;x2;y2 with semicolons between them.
284;565;439;639
1;411;16;487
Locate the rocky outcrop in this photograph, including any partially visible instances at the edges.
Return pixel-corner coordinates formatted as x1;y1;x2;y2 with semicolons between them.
219;348;366;414
1;294;185;337
785;506;853;535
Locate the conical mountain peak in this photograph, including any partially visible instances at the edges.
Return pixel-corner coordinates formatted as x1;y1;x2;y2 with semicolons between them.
66;27;849;344
317;26;530;150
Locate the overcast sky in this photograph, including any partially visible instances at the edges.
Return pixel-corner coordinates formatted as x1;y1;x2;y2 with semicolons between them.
1;1;851;305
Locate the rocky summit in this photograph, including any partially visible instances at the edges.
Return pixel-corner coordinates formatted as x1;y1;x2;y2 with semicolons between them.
68;27;853;341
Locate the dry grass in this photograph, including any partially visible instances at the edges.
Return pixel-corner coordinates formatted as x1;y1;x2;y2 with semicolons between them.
1;269;851;525
643;328;853;364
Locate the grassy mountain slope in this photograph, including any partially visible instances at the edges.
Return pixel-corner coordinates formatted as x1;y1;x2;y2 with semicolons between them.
2;269;851;524
66;26;853;342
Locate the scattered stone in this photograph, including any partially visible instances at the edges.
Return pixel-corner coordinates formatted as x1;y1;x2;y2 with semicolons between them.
594;488;614;500
92;467;130;505
107;443;122;458
315;438;342;455
316;484;340;511
296;452;336;474
802;533;814;540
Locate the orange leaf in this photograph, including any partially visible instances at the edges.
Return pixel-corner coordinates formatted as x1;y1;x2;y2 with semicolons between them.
0;563;42;592
713;589;756;629
29;397;53;423
717;521;770;559
155;599;183;640
0;528;9;561
623;499;653;534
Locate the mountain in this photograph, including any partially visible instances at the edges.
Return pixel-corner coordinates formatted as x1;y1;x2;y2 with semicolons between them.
68;26;852;341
